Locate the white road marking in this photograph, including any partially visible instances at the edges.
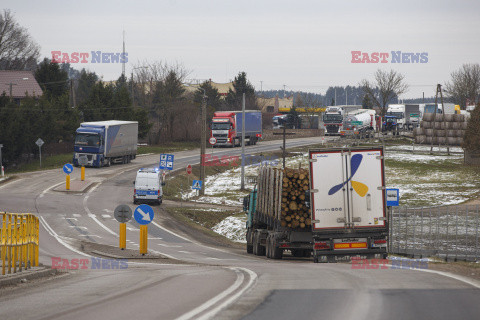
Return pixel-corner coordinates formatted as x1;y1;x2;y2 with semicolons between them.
73;214;81;218
79;234;102;238
127;227;139;231
178;251;192;254
103;209;113;213
176;267;258;320
101;214;111;218
65;217;78;221
69;226;88;229
83;184;117;236
148;237;163;240
39;216;90;257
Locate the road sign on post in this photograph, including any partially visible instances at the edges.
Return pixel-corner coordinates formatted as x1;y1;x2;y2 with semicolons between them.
159;154;174;170
386;188;400;206
63;163;73;190
209;137;217;146
134;204;154;255
186;164;192;175
192;180;202;190
36;138;44;168
114;205;132;250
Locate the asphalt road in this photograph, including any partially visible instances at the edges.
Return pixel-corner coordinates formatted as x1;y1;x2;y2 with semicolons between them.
1;136;480;320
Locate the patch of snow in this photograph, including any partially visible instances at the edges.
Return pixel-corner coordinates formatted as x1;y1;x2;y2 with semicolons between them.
212;215;247;243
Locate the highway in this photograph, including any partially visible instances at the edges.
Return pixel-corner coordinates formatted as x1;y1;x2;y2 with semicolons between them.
1;136;480;320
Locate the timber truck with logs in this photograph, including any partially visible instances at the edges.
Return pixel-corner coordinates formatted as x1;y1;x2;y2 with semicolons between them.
244;146;388;262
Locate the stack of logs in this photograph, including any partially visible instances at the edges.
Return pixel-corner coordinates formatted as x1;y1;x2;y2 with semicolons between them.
280;168;312;229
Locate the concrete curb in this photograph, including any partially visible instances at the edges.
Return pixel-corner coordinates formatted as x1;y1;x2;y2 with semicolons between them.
0;267;60;287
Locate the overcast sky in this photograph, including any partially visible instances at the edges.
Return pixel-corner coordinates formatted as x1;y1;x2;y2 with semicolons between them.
5;0;480;98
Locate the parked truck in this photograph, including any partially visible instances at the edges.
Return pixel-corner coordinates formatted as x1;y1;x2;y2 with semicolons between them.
210;111;262;147
323;105;362;135
340;109;376;137
386;104;420;130
244;146;388;262
73;120;138;167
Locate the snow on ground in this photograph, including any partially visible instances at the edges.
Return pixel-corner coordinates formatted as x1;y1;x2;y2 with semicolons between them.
212;215;247;243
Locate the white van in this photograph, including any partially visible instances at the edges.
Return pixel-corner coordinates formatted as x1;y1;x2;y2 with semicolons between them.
133;168;164;205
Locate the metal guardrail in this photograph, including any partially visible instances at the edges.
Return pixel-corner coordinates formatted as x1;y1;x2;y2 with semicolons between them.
389;206;480;261
1;212;39;275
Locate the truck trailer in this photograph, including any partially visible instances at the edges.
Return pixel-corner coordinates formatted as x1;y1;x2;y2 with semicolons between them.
210;111;262;147
73;120;138;167
340;109;376;137
244;146;388;262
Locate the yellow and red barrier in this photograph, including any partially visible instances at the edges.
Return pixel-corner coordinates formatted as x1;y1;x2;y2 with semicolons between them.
1;212;39;275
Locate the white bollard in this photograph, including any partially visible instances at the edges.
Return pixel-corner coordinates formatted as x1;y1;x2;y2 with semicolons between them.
1;166;4;177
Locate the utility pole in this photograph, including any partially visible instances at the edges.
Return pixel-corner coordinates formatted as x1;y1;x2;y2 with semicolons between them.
241;93;246;190
260;81;263;93
70;79;76;108
199;89;207;195
283;84;286;98
335;88;337;106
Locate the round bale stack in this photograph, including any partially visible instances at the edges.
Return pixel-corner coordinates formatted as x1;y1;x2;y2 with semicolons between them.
414;111;470;146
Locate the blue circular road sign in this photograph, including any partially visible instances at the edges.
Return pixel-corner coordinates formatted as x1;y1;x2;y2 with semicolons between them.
134;204;154;225
63;163;74;175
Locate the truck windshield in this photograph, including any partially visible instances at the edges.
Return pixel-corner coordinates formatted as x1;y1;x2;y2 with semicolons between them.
323;114;343;122
386;112;404;119
424;105;442;114
75;133;100;146
211;123;231;130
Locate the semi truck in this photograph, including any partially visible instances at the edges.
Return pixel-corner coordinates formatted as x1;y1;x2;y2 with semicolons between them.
244;146;388;262
73;120;138;167
386;104;420;130
323;105;362;135
340;109;376;137
210;111;262;147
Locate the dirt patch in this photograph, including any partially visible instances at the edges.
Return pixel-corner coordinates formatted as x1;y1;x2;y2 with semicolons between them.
426;260;480;282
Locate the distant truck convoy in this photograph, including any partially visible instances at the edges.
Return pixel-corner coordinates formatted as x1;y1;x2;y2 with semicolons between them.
210;111;262;147
244;146;388;262
323;105;362;135
73;120;138;167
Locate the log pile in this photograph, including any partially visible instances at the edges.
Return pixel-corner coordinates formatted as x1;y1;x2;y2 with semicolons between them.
279;168;311;229
414;112;470;145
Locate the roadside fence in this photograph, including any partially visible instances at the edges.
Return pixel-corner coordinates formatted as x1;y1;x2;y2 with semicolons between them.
389;205;480;262
1;212;39;275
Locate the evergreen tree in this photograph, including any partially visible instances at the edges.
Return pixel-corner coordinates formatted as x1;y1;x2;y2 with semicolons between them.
35;58;69;99
226;72;257;110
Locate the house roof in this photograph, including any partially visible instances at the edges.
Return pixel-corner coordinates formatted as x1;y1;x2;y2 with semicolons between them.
0;70;43;98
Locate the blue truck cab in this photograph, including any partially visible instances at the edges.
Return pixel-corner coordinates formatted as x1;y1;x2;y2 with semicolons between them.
73;120;138;168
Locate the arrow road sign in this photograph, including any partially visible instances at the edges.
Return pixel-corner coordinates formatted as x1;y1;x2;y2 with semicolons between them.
134;204;154;225
63;163;74;175
114;204;132;223
192;180;202;190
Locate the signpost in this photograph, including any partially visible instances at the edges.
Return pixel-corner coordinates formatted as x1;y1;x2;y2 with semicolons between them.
159;154;174;170
134;204;154;255
186;165;192;175
36;138;44;168
78;155;88;181
114;205;132;250
63;163;73;190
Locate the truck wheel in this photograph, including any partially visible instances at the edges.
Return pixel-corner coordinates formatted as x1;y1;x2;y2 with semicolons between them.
265;236;271;258
246;229;253;254
105;158;111;167
291;249;303;258
254;233;265;256
252;233;258;255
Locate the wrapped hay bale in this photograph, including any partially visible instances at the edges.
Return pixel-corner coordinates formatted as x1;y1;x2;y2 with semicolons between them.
453;114;465;122
437;137;446;144
434;114;444;122
424;129;434;136
446;130;456;137
413;127;424;136
415;135;427;144
456;130;465;138
447;137;457;145
423;113;434;121
435;130;446;137
421;121;432;129
444;114;455;122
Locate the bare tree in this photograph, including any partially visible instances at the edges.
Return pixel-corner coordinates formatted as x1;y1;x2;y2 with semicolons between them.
360;69;409;118
296;92;323;129
0;9;40;70
445;63;480;108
